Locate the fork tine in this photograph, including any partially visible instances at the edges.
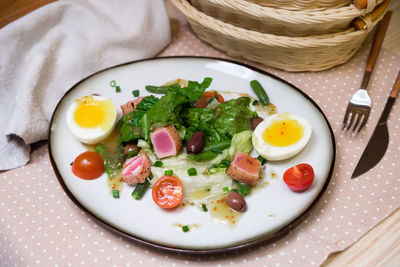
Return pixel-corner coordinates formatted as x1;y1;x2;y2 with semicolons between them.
346;111;356;130
342;107;351;130
352;111;362;132
357;110;370;132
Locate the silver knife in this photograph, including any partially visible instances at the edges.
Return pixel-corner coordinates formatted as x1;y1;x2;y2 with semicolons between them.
352;71;400;179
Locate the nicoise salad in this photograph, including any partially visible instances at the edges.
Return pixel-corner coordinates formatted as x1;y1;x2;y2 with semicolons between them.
67;78;315;224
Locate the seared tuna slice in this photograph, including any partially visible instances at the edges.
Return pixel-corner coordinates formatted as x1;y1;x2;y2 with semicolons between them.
121;153;151;185
150;124;182;159
226;152;261;187
120;97;144;115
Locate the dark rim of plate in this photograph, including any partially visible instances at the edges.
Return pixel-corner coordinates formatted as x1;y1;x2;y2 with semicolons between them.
48;56;336;255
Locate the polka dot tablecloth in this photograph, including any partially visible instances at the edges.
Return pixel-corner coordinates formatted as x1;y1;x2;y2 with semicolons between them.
1;2;400;267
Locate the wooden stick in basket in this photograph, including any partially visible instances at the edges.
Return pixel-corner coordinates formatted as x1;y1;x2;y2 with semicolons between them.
352;0;391;30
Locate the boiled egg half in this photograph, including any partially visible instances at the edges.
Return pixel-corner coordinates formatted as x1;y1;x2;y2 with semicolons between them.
66;95;117;145
252;112;312;161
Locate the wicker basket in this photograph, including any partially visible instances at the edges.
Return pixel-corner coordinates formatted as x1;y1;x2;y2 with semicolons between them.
190;0;382;36
171;0;388;72
242;0;352;11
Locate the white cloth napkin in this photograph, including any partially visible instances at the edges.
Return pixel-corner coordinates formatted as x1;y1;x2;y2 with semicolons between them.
0;0;171;170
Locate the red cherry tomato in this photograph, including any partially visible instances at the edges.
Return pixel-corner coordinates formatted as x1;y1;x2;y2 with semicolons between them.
152;175;183;209
72;151;104;180
283;163;314;192
201;91;224;103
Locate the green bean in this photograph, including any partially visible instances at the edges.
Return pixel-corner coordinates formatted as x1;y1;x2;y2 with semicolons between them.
250;80;270;106
203;140;231;152
131;179;150;200
189;151;217;162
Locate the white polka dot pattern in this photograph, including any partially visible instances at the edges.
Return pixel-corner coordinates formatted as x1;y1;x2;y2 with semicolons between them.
1;3;399;267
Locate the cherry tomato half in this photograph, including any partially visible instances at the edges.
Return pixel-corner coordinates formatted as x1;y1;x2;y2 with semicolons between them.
152;175;183;209
283;163;314;192
195;91;224;108
72;151;104;180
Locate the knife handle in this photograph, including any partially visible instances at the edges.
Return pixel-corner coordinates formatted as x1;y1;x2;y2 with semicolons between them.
390;71;400;99
365;11;392;72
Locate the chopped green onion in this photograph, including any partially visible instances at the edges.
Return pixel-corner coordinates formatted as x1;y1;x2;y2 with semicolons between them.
164;170;173;176
132;90;140;97
257;155;267;165
252;99;259;105
210;148;222;154
131;179;150;200
223;186;229;192
70;162;73;166
182;225;189;232
110;80;116;87
187;168;197;176
202;204;208;212
252;111;259;118
115;86;121;93
153;161;163;167
206;188;211;192
112;189;120;199
230;188;239;193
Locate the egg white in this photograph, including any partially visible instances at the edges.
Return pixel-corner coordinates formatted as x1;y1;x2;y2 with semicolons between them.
252;113;312;161
66;95;117;145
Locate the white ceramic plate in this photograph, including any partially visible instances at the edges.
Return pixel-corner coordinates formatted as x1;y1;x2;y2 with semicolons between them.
49;57;335;253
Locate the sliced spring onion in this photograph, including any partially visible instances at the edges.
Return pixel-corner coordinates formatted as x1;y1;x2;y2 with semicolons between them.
223;187;229;192
164;170;173;176
202;204;208;212
187;168;197;176
182;225;189;232
153;161;163;167
115;86;121;93
112;189;120;199
252;99;259;106
110;80;116;87
132;90;140;97
257;155;267;165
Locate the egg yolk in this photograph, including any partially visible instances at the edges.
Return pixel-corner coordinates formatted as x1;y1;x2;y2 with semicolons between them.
73;96;111;129
262;119;304;147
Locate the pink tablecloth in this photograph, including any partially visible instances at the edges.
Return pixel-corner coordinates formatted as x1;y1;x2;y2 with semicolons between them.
1;3;399;266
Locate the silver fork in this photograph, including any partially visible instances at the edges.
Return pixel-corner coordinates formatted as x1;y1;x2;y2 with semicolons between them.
342;11;391;132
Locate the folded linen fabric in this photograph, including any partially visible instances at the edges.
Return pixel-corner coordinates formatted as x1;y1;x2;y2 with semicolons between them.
0;0;171;170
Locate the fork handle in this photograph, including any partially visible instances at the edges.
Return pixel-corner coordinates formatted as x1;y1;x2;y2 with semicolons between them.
365;11;392;72
390;71;400;99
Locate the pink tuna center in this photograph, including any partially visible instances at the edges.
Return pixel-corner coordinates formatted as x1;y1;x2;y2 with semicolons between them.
123;156;143;175
153;131;174;154
234;156;257;174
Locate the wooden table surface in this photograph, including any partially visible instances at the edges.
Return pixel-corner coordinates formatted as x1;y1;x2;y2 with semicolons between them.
1;1;399;266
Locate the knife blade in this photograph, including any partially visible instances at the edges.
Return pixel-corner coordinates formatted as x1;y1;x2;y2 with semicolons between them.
352;71;400;179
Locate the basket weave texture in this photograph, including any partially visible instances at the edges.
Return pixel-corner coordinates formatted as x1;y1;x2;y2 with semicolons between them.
172;0;386;72
242;0;352;11
191;0;382;36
